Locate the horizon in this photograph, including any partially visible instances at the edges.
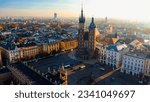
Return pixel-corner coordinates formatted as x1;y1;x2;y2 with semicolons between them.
0;0;150;23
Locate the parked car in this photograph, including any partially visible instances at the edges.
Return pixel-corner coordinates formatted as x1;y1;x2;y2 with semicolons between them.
64;64;71;68
100;68;105;71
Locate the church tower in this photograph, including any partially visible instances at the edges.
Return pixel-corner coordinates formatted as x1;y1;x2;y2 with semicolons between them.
78;7;85;50
77;7;97;60
88;17;96;56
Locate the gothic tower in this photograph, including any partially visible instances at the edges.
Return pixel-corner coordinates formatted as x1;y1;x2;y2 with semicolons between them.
88;17;96;56
77;7;97;60
78;7;85;51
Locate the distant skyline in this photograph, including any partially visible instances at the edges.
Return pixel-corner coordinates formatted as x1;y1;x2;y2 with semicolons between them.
0;0;150;22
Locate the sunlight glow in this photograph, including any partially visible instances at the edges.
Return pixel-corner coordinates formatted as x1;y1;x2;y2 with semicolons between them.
0;0;149;22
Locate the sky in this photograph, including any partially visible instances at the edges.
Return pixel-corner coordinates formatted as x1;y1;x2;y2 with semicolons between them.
0;0;149;22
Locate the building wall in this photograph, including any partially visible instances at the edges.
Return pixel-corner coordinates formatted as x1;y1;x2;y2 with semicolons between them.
144;58;150;75
0;47;9;65
97;44;107;64
121;55;145;76
8;48;20;63
88;29;96;56
8;45;42;62
60;40;77;51
48;43;60;54
0;40;78;63
0;50;2;66
106;50;121;69
0;45;41;63
43;43;60;55
21;46;41;60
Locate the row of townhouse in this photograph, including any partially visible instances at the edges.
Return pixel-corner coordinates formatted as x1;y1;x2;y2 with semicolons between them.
121;52;150;76
97;42;150;76
0;39;77;64
96;43;128;69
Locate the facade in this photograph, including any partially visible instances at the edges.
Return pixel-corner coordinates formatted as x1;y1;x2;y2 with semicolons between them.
43;42;60;55
106;44;128;69
96;43;107;64
121;52;147;76
0;39;78;63
60;39;78;51
0;46;11;65
0;43;42;63
77;8;97;60
144;55;150;75
19;45;42;61
0;50;2;66
8;43;42;62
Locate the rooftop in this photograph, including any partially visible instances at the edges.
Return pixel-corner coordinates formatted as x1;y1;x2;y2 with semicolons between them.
125;52;149;59
0;42;15;50
107;44;127;52
12;62;51;85
16;42;37;48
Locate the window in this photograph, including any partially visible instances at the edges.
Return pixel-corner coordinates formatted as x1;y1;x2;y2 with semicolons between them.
84;32;89;40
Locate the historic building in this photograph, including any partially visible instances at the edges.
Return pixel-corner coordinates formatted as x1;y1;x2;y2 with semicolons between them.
43;41;60;55
144;55;150;75
96;43;107;65
60;39;77;52
77;8;97;60
106;44;128;69
0;39;78;64
0;50;2;67
121;52;149;76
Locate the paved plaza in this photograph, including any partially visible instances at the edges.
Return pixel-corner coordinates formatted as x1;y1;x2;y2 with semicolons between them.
28;51;144;85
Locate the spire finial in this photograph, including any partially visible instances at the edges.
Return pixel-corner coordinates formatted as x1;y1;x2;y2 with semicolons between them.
79;3;85;23
92;17;94;22
81;4;83;16
81;3;83;11
89;17;96;29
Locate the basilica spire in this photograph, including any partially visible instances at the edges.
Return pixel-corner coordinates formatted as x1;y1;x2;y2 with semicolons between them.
79;5;85;23
81;4;83;17
89;17;96;29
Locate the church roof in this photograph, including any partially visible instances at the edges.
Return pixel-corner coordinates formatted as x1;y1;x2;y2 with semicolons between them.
79;8;85;23
107;44;127;52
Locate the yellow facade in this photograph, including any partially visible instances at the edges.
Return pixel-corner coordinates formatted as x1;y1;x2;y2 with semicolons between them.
0;50;2;67
43;43;60;55
145;58;150;75
60;40;78;51
0;40;78;63
19;45;41;60
47;43;59;54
